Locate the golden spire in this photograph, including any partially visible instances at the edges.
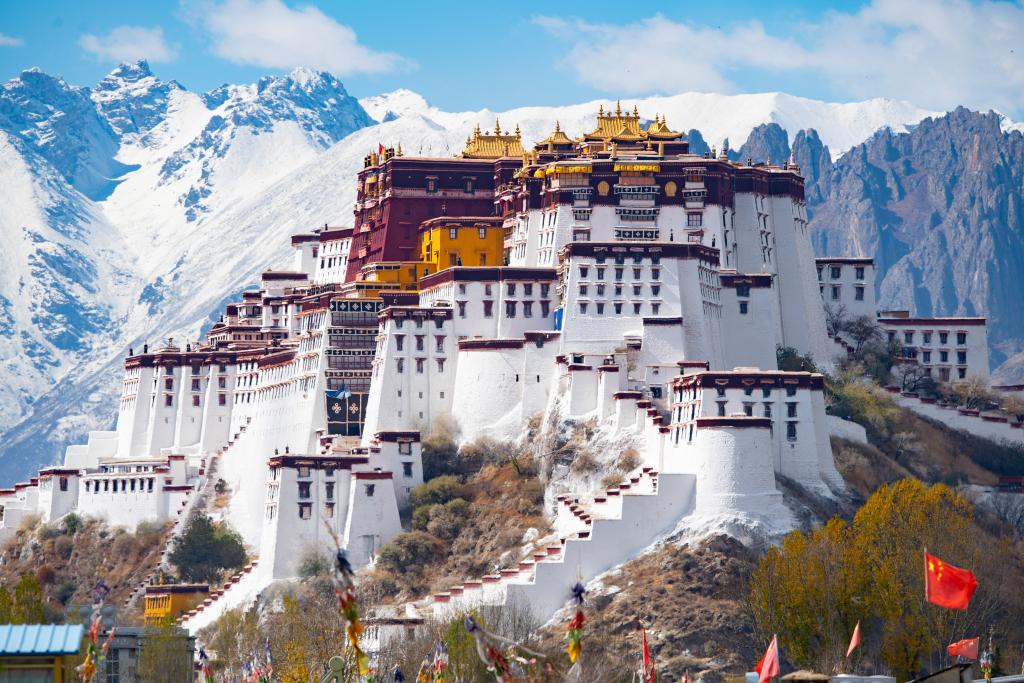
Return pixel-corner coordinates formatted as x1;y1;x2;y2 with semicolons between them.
494;117;501;135
396;142;402;156
474;123;481;137
598;104;604;117
633;104;639;117
615;100;622;116
514;123;521;138
555;120;561;132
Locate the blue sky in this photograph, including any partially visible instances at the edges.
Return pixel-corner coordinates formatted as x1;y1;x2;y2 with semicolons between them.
2;0;1023;116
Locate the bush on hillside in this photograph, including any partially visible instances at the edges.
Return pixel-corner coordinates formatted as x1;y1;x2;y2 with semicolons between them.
375;531;445;591
776;345;818;373
409;476;464;509
168;513;247;583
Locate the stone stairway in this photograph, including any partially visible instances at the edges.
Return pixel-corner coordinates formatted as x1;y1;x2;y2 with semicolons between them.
412;466;696;622
179;560;262;631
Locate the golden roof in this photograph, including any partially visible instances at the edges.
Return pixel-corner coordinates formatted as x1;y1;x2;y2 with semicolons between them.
645;114;681;140
583;103;683;144
536;121;574;148
459;118;526;159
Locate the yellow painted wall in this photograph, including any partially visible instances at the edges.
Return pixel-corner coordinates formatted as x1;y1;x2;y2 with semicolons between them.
144;587;208;625
420;223;505;270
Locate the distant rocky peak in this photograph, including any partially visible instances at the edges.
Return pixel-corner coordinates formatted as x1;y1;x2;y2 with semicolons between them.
735;122;790;165
104;60;155;83
92;61;182;139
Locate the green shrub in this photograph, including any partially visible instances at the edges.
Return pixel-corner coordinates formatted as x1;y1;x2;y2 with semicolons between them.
53;535;73;560
409;475;464;509
62;513;83;534
777;345;818;373
425;499;470;541
411;504;436;531
38;525;63;541
54;580;76;605
135;520;164;548
297;550;331;580
168;513;247;583
375;531;445;579
421;416;460;480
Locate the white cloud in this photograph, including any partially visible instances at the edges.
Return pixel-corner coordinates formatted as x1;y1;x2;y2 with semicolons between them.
195;0;410;76
535;0;1024;116
0;33;24;47
79;26;180;63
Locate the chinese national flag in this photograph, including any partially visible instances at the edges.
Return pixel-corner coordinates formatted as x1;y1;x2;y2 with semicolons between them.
754;635;780;683
378;143;385;155
641;626;655;683
947;638;980;660
925;552;978;610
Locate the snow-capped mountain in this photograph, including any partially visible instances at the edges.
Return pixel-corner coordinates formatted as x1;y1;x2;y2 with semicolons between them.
0;61;969;483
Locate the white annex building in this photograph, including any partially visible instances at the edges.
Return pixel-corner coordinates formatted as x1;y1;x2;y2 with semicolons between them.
4;105;956;631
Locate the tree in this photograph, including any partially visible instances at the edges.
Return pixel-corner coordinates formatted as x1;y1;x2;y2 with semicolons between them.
421;415;460;480
0;586;13;623
1001;394;1024;422
949;375;993;410
776;346;818;373
897;363;935;394
168;513;247;583
845;315;885;356
139;619;194;683
12;571;45;623
824;303;849;337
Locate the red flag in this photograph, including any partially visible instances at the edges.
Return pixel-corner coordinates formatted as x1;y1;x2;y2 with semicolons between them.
683;670;689;683
947;638;980;660
846;621;861;658
378;143;385;156
925;552;978;610
754;635;780;683
641;626;655;683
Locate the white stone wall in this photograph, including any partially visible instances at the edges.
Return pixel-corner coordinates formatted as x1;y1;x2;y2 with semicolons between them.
881;319;989;382
816;259;876;321
719;282;779;371
892;392;1024;444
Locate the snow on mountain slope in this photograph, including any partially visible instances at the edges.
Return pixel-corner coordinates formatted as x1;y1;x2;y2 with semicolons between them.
0;63;958;484
361;90;940;160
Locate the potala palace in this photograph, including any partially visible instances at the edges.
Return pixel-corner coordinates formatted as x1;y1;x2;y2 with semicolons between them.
0;104;1009;632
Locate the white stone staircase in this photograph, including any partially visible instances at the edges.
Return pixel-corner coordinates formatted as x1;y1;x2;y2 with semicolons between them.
412;466;696;622
179;560;263;632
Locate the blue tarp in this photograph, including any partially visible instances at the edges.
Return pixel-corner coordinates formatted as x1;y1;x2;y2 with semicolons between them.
0;624;83;655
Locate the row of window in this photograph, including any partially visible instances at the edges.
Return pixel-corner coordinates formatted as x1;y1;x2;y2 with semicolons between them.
819;265;867;281
892;331;969;346
580;284;662;297
824;284;867;301
579;266;661;281
84;478;156;493
454;300;551;318
579;301;662;316
456;282;552;298
158;393;228;407
395;358;445;373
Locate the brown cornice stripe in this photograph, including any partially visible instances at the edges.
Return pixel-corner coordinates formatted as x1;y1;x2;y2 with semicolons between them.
458;338;526;351
877;317;986;326
560;241;719;264
374;431;421;442
696;416;773;428
814;257;874;265
675;371;824;390
268;456;371;469
719;273;773;288
419;266;557;289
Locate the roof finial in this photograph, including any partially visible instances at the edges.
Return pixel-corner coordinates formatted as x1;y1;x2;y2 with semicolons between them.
396;142;402;156
554;120;561;132
615;100;622;116
633;104;639;117
598;104;604;117
514;123;521;138
494;117;501;135
474;123;481;137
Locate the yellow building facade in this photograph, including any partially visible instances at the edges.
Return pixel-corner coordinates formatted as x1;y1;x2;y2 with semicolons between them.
419;216;506;270
143;584;209;626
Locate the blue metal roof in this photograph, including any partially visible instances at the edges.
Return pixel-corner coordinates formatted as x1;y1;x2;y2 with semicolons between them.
0;624;84;656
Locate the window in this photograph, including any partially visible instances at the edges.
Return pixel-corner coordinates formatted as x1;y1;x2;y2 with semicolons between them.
191;378;201;391
415;335;425;351
218;377;227;389
435;336;445;352
923;332;932;344
716;387;726;397
614;303;623;315
59;477;68;492
325;482;335;499
739;301;749;315
743;403;753;416
651;303;660;315
763;403;772;417
786;422;798;441
416;358;424;374
299;503;312;520
426;177;437;193
219;364;227;373
958;368;967;379
940;368;951;382
736;284;750;297
940;351;949;363
395;335;404;351
744;387;754;396
298;466;310;478
579;266;589;278
855;286;865;301
939;332;949;344
651;285;660;296
957;351;967;364
325;503;335;517
687;213;703;227
614;268;623;281
762;387;771;398
485;283;493;296
524;283;533;296
855;266;865;279
505;301;517;318
579;302;588;314
787;402;797;418
523;301;533;317
957;332;967;345
596;303;605;314
507;283;516;296
396;358;405;373
164;378;173;391
541;301;550;316
465;177;475;193
457;301;467;317
904;332;914;344
717;402;727;416
483;300;494;317
633;303;642;314
298;482;311;499
830;266;841;279
192;395;201;407
403;462;414;477
365;484;376;497
831;286;840;300
651;268;660;281
923;351;932;363
633;267;642;279
165;395;173;407
579;285;589;296
437;359;445;372
596;268;605;280
786;386;797;397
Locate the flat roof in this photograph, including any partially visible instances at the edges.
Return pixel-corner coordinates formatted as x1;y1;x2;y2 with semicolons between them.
0;624;84;656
